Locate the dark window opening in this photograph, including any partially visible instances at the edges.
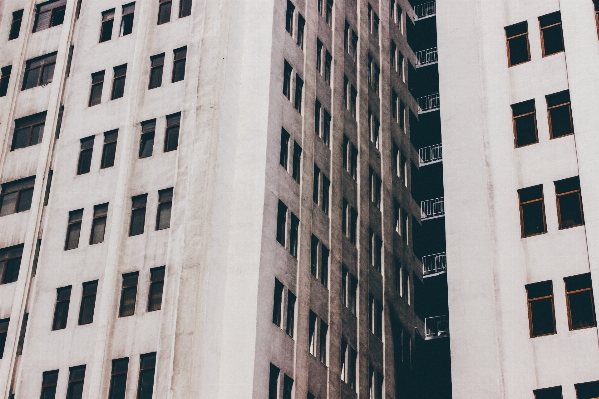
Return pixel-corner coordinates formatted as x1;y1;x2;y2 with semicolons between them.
526;280;556;337
119;272;139;317
156;188;173;230
148;266;165;311
109;358;129;399
518;185;546;237
539;12;564;56
138;353;156;399
280;129;290;169
179;0;192;18
90;203;108;245
164;112;180;152
285;0;295;34
0;176;35;216
289;213;299;257
120;3;135;36
286;291;296;337
0;66;12;97
101;130;118;169
89;71;105;107
565;273;596;330
0;245;24;285
158;0;172;25
272;279;283;326
129;194;147;236
65;209;83;250
555;176;584;229
512;99;538;147
40;370;59;399
172;46;187;82
111;64;127;100
149;54;165;89
139;120;156;158
505;21;530;66
33;0;66;32
294;75;303;113
546;90;573;138
22;52;57;90
11;111;46;150
276;200;287;246
292;142;302;182
0;318;10;359
283;375;294;399
77;136;95;175
9;10;24;40
100;9;115;42
66;366;86;399
78;280;98;325
283;61;292;99
52;285;72;330
269;364;279;399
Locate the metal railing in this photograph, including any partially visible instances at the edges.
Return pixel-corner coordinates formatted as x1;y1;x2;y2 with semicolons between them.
422;253;447;277
415;47;438;67
421;197;444;220
424;315;449;340
419;144;442;166
417;93;440;114
414;1;436;20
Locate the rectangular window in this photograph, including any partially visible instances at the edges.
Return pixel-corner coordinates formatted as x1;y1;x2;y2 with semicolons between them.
65;209;83;250
505;22;530;66
172;47;187;82
391;91;398;121
120;3;135;36
342;199;357;244
269;364;280;399
320;244;329;287
322;175;330;214
179;0;192;17
0;176;35;216
9;10;23;40
52;286;72;330
156;188;173;230
370;230;382;272
0;66;12;97
273;279;284;326
109;358;129;399
314;100;321;136
77;136;95;175
309;311;317;356
368;4;379;39
311;235;319;277
22;52;57;91
0;245;23;284
324;50;332;85
285;0;295;34
294;75;303;112
546;90;573;138
345;22;358;62
369;111;380;149
565;273;596;330
100;130;118;169
518;185;546;237
100;9;115;42
343;136;358;180
292;142;302;182
280;129;290;169
402;267;409;302
290;213;299;257
139;120;156;158
89;71;105;107
369;367;383;399
165;112;181;152
119;272;139;317
313;164;320;205
111;64;127;100
575;380;599;399
129;194;147;236
90;203;108;244
40;370;59;399
369;295;382;339
526;280;556;337
148;266;165;311
534;387;563;399
512;99;538;147
0;319;9;359
369;168;381;208
322;109;331;145
158;0;172;25
33;0;66;32
297;14;305;49
276;200;287;245
539;12;564;56
555;176;584;229
367;55;379;94
149;53;165;89
286;291;296;337
78;280;98;325
319;320;328;364
283;61;292;99
341;339;357;388
138;353;156;399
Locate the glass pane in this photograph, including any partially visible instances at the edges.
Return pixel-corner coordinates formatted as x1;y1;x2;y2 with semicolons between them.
543;25;565;55
90;217;106;244
90;84;103;106
130;208;146;236
569;291;596;329
157;202;171;230
112;77;125;99
23;67;40;89
16;187;34;212
530;298;555;336
508;35;530;65
148;281;163;311
120;287;137;317
50;6;66;26
164;126;179;152
4;257;21;283
66;223;82;250
157;2;171;24
67;381;84;399
0;192;18;216
138;369;155;399
172;60;186;82
79;295;96;325
41;63;55;85
41;387;57;399
101;142;117;168
109;374;127;399
558;193;583;228
149;66;163;89
549;105;573;138
139;133;154;158
521;201;545;236
31;124;44;145
515;114;537;147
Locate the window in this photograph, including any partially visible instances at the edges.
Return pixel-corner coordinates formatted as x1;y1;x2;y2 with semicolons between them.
370;230;382;272
546;90;573;138
78;280;98;325
308;393;316;399
344;22;358;62
111;64;127;100
172;47;187;82
311;235;319;277
346;78;357;118
269;364;280;399
367;55;379;94
9;10;23;40
290;213;299;257
369;367;383;399
324;50;332;85
149;54;165;89
119;272;139;317
137;353;156;399
89;203;108;245
77;136;95;175
390;0;402;25
139;120;156;158
402;267;410;302
370;168;381;208
129;194;147;236
343;136;358;180
0;66;11;97
65;47;74;78
505;22;530;67
156;188;173;230
555;176;584;229
120;3;135;36
158;0;172;24
318;0;333;26
101;130;118;169
342;199;357;244
33;0;66;32
297;14;305;49
52;286;72;330
148;266;165;311
89;71;105;107
286;291;296;337
65;366;86;399
292;142;302;182
280;129;290;169
100;9;115;42
276;200;287;245
342;266;358;314
392;91;399;122
40;370;59;399
575;381;599;399
534;387;563;399
518;185;546;237
22;53;57;91
369;295;383;339
309;310;317;355
165;112;181;152
539;12;564;56
294;75;303;112
341;339;357;388
286;0;295;34
315;100;321;137
272;279;284;326
565;273;596;330
0;176;35;216
109;358;129;399
368;4;379;39
511;99;538;147
321;244;329;286
0;319;8;359
65;209;83;250
313;164;330;214
283;61;292;99
526;280;556;337
0;245;23;284
323;109;331;145
319;320;328;364
44;170;53;206
369;110;379;149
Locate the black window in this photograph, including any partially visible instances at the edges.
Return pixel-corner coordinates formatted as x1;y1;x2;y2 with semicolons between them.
370;230;382;272
156;188;173;230
314;100;321;136
149;54;165;89
272;279;283;326
78;280;98;325
111;64;127;100
65;209;83;250
52;286;72;330
148;266;165;311
44;170;53;206
308;392;315;399
512;99;538;147
526;281;556;337
138;353;156;399
280;129;290;169
0;176;35;216
369;295;383;339
324;50;332;85
0;318;8;359
297;14;305;49
505;22;530;66
139;120;156;158
119;272;139;317
89;71;105;107
0;66;11;97
164;112;180;152
120;3;135;36
90;203;108;244
109;358;129;399
534;387;562;399
276;200;287;245
269;364;280;399
341;266;358;314
172;47;187;82
546;90;573;138
565;273;596;330
308;311;317;355
285;0;295;34
9;10;24;40
322;109;331;145
369;110;380;149
342;199;357;244
100;9;115;42
539;12;564;56
343;136;358;180
33;0;66;32
368;4;379;38
40;370;59;399
370;168;381;208
101;130;118;169
66;366;86;399
0;245;23;285
575;381;599;399
158;0;172;25
291;142;301;182
316;40;322;73
77;136;95;175
311;235;318;277
518;185;546;237
320;244;329;287
319;320;328;364
294;75;303;112
22;53;57;90
286;290;296;337
129;194;147;236
179;0;192;17
283;61;292;99
555;176;584;229
290;213;299;257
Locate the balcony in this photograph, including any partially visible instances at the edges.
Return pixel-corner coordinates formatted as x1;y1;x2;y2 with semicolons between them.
413;1;436;21
417;93;440;114
419;144;442;166
420;197;444;220
415;47;438;68
422;252;447;277
424;315;449;340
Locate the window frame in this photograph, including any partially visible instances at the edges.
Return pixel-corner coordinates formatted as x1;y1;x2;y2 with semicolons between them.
0;176;35;216
512;100;538;148
157;0;173;25
78;280;98;325
119;272;139;317
52;285;72;330
99;9;115;43
156;187;173;230
518;186;547;238
539;12;565;57
505;21;531;67
526;281;557;338
555;177;584;230
164;112;181;152
22;52;57;91
172;46;187;83
89;70;105;107
546;91;573;139
565;274;596;331
9;10;24;40
111;64;128;100
129;194;148;236
148;266;166;312
65;209;83;250
101;130;118;169
149;53;165;89
0;245;24;285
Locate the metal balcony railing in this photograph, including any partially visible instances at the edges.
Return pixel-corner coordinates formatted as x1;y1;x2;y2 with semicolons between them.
415;47;438;67
424;315;449;340
422;253;447;277
419;144;442;166
413;1;436;20
417;93;440;114
421;197;444;220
